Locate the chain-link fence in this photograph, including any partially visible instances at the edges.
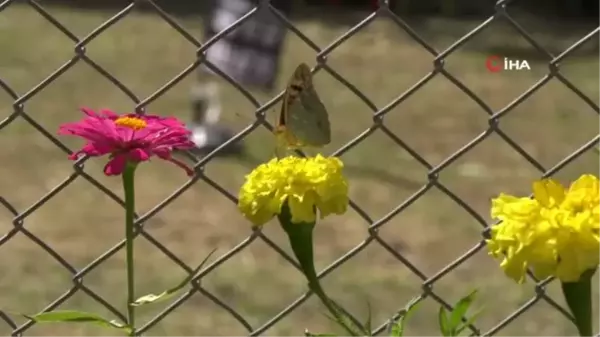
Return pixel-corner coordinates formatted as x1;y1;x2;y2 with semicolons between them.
0;0;598;335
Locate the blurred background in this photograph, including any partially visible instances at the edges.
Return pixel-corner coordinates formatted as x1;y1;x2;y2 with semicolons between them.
0;0;598;335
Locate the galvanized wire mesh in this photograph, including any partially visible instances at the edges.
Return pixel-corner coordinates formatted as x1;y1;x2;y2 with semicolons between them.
0;0;598;335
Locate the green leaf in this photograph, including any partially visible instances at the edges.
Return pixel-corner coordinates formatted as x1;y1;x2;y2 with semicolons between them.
363;299;373;336
304;330;338;337
317;299;365;336
454;307;484;336
438;305;450;336
389;320;402;337
278;202;361;336
561;268;596;336
132;248;216;306
389;298;421;337
327;297;368;336
24;310;131;333
447;290;478;334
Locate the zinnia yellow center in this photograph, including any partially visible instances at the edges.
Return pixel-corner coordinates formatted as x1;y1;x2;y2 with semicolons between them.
115;116;147;130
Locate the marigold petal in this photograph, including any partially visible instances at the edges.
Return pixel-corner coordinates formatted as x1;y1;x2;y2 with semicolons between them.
563;174;600;212
318;198;348;219
237;155;349;226
491;194;540;223
487;174;600;283
499;253;528;283
532;178;565;208
288;193;317;223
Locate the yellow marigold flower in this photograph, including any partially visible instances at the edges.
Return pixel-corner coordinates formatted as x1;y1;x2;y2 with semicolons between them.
238;155;349;226
487;174;600;283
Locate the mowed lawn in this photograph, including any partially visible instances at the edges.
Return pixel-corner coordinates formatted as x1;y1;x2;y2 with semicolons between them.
0;2;598;336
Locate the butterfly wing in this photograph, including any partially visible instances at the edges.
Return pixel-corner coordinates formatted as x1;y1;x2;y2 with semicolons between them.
287;83;331;147
275;64;306;147
280;63;331;148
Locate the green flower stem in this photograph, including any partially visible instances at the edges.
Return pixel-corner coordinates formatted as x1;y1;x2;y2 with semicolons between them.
561;268;597;336
122;163;138;336
277;203;360;336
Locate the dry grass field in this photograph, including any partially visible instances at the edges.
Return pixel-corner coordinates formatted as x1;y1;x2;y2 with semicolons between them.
0;2;598;336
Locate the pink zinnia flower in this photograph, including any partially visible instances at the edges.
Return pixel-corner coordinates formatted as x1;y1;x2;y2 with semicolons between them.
59;107;196;176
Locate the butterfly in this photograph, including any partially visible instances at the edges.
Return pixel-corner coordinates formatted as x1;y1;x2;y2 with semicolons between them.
274;63;331;151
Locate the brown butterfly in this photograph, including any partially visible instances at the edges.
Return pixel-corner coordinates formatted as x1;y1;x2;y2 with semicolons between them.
274;63;331;150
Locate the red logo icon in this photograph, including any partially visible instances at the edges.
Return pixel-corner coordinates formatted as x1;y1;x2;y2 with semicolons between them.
486;55;503;73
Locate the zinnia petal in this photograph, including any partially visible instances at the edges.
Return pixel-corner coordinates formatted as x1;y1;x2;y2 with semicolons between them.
58;108;195;176
128;148;150;162
104;155;128;176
